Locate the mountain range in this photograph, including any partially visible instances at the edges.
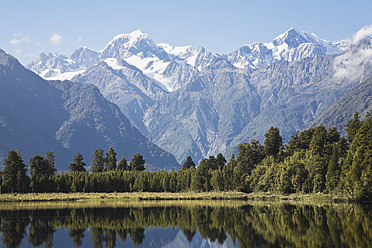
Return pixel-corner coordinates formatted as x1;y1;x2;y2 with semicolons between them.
16;27;372;164
0;49;179;171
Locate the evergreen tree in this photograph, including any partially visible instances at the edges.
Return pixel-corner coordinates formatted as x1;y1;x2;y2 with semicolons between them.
327;127;340;144
264;127;283;158
129;153;145;171
106;147;117;171
2;150;29;193
326;143;340;192
287;131;301;153
224;153;237;191
29;154;51;192
237;140;264;176
29;155;49;179
182;156;196;170
216;153;227;169
191;169;204;192
309;126;328;155
211;169;224;191
91;148;105;173
117;156;128;171
345;112;362;143
45;151;57;176
205;156;219;170
69;153;86;172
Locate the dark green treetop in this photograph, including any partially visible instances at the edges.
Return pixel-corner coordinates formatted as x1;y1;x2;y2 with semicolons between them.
69;153;86;172
91;148;105;173
129;153;145;171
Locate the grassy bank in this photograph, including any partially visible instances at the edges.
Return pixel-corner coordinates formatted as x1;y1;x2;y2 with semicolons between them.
0;191;355;204
0;191;250;202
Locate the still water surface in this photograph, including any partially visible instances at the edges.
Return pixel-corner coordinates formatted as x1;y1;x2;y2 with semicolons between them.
0;200;370;247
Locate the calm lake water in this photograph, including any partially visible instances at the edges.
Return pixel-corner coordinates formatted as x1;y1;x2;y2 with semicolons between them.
0;200;370;248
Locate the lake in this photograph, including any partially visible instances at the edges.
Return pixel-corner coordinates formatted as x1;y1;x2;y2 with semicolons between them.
0;200;370;247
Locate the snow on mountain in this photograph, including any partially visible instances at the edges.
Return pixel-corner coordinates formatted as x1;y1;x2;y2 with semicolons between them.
158;43;222;70
27;28;349;91
72;57;168;134
26;53;83;79
0;49;179;171
225;27;350;69
26;30;216;92
26;47;99;81
99;30;200;91
70;46;99;67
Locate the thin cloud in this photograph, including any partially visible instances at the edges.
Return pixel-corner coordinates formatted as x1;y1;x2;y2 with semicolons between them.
77;36;83;43
50;33;62;46
13;48;22;55
334;25;372;82
352;25;372;44
9;34;30;45
10;39;21;45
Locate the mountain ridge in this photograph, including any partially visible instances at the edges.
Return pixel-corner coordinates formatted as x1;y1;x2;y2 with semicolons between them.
22;29;372;164
0;50;179;170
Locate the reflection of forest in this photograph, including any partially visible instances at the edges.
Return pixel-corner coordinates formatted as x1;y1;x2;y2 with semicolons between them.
0;203;370;247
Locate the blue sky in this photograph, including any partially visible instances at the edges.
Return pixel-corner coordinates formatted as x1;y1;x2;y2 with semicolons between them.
1;0;371;65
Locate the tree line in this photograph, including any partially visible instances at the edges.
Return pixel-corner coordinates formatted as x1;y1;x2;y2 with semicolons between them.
1;113;371;200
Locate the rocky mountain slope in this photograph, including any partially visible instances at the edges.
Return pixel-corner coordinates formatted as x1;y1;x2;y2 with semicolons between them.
24;28;372;164
0;50;179;171
311;75;372;136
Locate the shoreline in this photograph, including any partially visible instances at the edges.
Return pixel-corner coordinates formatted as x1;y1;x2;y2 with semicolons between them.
0;191;358;204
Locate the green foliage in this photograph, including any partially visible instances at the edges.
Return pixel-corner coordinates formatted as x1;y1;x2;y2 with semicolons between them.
211;169;224;191
264;127;283;158
105;147;117;171
182;156;196;170
0;114;370;200
129;153;145;171
117;156;128;171
69;153;86;173
2;150;29;193
216;153;226;169
345;112;361;143
237;140;264;175
30;155;49;179
326;144;341;192
91;148;105;173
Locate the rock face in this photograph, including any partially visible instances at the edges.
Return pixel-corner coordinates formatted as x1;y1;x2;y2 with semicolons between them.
145;38;372;163
310;75;372;136
0;50;179;171
24;28;372;164
72;58;167;134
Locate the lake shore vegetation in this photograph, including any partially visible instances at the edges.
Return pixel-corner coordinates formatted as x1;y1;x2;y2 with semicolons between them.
1;113;371;202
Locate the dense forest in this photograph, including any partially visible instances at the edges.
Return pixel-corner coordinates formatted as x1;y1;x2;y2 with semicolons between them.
1;113;371;200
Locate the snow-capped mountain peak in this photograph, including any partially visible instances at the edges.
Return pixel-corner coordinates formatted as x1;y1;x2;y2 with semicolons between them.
99;29;167;60
105;30;151;49
272;27;310;47
225;27;350;69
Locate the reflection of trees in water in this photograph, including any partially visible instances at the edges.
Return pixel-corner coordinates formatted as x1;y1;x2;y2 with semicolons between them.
28;216;55;248
0;211;28;248
129;228;145;246
68;228;85;247
0;204;370;247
